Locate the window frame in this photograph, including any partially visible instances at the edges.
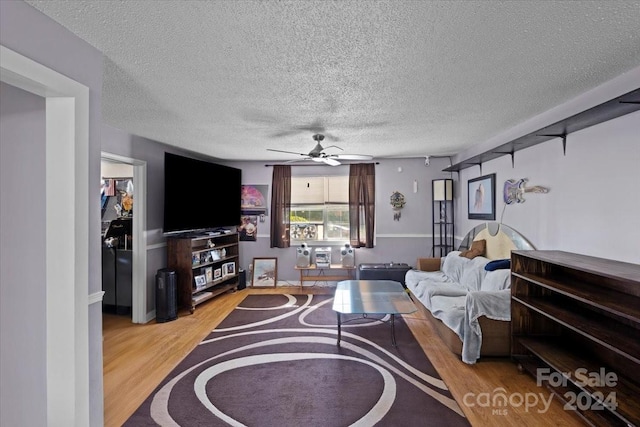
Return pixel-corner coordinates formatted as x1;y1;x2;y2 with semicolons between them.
289;175;350;245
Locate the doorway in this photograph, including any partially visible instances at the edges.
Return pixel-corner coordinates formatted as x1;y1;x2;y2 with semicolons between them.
1;44;91;424
101;152;147;324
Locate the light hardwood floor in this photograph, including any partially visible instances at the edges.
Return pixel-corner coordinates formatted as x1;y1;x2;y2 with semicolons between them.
103;286;583;427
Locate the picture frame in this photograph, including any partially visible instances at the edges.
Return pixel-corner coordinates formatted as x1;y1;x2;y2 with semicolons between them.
222;261;236;277
468;173;496;220
192;253;200;266
194;274;206;289
200;251;212;264
204;267;213;283
251;257;277;287
214;268;222;280
241;185;269;216
238;215;258;242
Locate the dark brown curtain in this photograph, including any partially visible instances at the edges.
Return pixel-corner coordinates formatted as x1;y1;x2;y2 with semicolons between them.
349;163;375;248
270;165;291;248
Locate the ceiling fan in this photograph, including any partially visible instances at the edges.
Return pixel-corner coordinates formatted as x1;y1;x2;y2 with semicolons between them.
267;134;372;166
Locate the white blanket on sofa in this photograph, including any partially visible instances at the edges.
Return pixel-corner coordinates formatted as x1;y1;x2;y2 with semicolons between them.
427;289;510;364
462;290;511;364
405;253;512;364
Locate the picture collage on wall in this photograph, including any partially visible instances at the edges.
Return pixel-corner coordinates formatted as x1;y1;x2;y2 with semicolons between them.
238;185;268;242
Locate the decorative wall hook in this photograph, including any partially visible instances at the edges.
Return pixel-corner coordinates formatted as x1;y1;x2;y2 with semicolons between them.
390;191;406;221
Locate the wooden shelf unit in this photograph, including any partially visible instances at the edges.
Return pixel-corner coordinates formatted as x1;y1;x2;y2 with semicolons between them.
444;88;640;173
167;232;239;313
431;179;454;257
295;264;356;290
511;250;640;427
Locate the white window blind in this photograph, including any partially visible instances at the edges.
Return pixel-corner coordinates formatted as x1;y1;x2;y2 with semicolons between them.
290;175;349;242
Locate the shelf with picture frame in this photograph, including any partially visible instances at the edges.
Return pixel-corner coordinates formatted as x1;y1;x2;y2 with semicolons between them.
167;232;239;313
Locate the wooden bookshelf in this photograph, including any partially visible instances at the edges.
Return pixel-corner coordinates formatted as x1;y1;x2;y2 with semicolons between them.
167;232;239;313
511;250;640;427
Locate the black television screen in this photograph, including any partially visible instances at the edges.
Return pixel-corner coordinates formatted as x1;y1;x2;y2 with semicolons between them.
163;152;241;234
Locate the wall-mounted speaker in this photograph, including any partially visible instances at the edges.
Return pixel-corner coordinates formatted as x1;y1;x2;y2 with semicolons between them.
296;244;311;268
341;244;355;268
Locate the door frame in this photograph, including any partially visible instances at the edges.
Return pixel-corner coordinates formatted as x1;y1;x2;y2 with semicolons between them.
101;152;148;324
1;45;91;424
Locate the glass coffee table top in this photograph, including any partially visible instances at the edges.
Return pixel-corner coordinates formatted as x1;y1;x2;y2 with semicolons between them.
332;280;417;315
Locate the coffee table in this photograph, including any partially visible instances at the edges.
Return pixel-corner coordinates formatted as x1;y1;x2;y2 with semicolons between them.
332;280;417;347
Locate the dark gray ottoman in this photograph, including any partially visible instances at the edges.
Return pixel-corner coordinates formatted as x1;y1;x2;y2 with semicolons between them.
357;263;412;287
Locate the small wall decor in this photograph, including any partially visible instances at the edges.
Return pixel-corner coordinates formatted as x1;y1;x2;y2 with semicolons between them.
238;215;258;241
503;178;549;204
241;185;269;215
390;191;406;221
251;257;277;287
468;174;496;220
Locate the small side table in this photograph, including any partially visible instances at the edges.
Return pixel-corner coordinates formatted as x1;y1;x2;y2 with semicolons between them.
295;264;356;290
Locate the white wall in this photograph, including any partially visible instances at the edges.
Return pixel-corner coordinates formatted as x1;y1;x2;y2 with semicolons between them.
1;1;104;425
0;83;48;427
232;157;454;281
456;110;640;264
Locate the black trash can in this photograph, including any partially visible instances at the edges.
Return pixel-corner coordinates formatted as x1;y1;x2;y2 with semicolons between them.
237;269;247;290
156;268;178;322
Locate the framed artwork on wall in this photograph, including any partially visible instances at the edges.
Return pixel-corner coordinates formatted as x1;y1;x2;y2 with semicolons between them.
468;174;496;220
251;257;277;287
238;215;258;242
241;185;269;215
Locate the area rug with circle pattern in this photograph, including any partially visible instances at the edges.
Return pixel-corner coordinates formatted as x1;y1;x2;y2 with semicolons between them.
124;294;469;426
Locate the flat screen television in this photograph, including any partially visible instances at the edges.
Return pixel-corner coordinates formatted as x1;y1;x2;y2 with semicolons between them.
163;152;242;234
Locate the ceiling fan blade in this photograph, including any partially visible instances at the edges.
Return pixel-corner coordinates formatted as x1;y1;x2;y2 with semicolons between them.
267;148;306;156
284;158;310;164
335;154;373;160
321;157;341;166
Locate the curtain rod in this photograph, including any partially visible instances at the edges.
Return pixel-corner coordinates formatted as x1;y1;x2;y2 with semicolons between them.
264;162;380;167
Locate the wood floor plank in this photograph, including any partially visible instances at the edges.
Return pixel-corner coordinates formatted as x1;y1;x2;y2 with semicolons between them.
103;286;583;427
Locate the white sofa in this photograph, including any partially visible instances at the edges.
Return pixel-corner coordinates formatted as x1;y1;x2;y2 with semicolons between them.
405;250;512;364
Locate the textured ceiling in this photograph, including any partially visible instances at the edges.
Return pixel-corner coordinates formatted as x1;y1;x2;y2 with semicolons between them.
24;0;640;162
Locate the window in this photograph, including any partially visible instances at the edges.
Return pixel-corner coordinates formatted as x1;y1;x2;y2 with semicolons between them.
290;176;349;243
